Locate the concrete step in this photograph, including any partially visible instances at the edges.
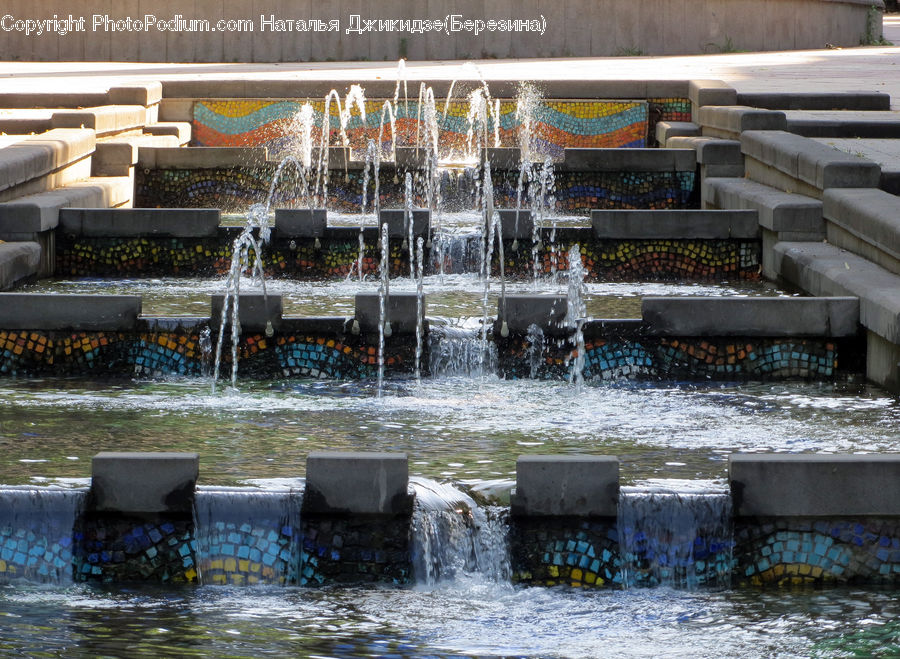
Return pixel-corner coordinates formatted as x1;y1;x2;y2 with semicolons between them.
698;106;786;140
0;109;55;135
823;187;900;275
812;138;900;196
0;241;40;290
655;121;700;145
737;91;891;112
143;122;191;144
0;129;95;201
50;105;150;138
785;110;900;139
591;209;758;239
94;134;183;176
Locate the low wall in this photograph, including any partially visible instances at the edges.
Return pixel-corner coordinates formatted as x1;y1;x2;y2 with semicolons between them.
0;0;881;61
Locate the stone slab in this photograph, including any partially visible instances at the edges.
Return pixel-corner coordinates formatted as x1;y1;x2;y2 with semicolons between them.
91;452;198;514
499;294;568;334
50;106;148;136
108;83;163;107
641;296;859;337
0;293;141;330
689;80;738;109
698;106;787;139
656;121;701;145
143;122;192;144
378;209;430;238
137;147;269;169
666;136;743;165
496;210;534;240
824;188;900;264
0;92;108;109
0;241;40;290
814;138;900;195
0;129;95;194
274;209;328;237
210;293;283;332
591;209;759;239
354;292;424;335
785;111;900;139
561;148;696;172
59;208;220;238
730;454;900;517
737;91;891;111
510;455;620;518
304;451;411;515
702;176;824;234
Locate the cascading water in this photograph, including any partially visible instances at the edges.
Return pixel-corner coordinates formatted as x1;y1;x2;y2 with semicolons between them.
428;324;498;378
566;244;587;390
415;236;425;387
618;482;734;590
409;477;510;586
0;488;86;585
526;323;545;379
377;222;391;398
192;488;302;586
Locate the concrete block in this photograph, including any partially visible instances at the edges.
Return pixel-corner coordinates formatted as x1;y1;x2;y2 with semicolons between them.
499;294;568;334
641;296;859;337
592;209;759;239
137;147;269;169
689;79;738;109
561;148;695;172
378;209;430;237
510;455;619;517
0;92;108;109
699;106;787;139
59;208;220;238
0;294;141;330
274;209;328;237
824;188;900;264
0;129;95;194
158;99;194;123
92;141;139;177
394;147;428;169
496;210;534;240
354;292;424;335
90;452;198;513
656;121;700;145
785;111;900;139
737;91;891;111
667;136;743;166
730;454;900;517
304;451;412;515
702;177;824;234
108;82;163;107
50;106;147;137
0;242;40;290
483;148;520;170
210;293;283;332
143;122;192;144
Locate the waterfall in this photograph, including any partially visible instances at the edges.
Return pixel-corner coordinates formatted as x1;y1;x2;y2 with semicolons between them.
192;488;302;586
428;325;498;378
618;482;733;589
0;488;86;585
410;478;509;586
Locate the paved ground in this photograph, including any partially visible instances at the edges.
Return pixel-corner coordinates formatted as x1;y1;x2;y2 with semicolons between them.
0;16;899;106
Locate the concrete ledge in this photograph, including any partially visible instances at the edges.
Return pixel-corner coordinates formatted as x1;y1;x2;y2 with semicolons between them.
274;209;327;237
774;241;900;345
499;294;568;334
354;292;423;335
702;177;824;234
0;92;108;109
641;296;859;337
689;80;738;111
730;454;900;517
814;138;900;196
143;122;192;144
510;455;619;517
483;148;520;170
0;129;95;194
0;293;141;330
656;121;700;145
824;188;900;270
737;91;891;111
561;148;695;172
0;109;54;135
0;242;40;290
304;451;411;515
741;131;881;192
496;210;534;240
378;209;430;237
698;106;787;140
666;136;743;166
591;209;758;239
785;111;900;139
50;106;147;137
108;82;163;107
210;293;283;332
90;452;198;514
137;146;268;169
59;208;220;238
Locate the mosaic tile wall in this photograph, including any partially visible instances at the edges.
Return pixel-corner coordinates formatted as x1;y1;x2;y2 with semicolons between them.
192;99;660;160
73;514;196;583
134;167;697;215
735;518;900;586
510;518;623;588
300;515;411;586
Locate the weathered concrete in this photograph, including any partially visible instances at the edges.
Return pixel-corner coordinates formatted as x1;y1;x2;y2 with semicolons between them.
0;129;95;195
510;455;619;518
499;295;568;334
785;110;900;139
698;106;787;140
730;454;900;517
50;106;147;137
90;452;199;514
143;122;192;144
274;209;328;237
823;188;900;275
561;148;695;172
210;294;283;332
591;209;759;240
656;121;701;146
304;452;412;516
0;241;40;290
0;293;142;330
378;209;430;238
867;330;900;392
483;148;520;170
814;138;900;195
737;91;891;111
496;210;534;240
741;130;882;196
667;136;742;166
108;82;163;107
702;177;824;235
354;292;424;335
689;80;738;116
641;296;859;337
137;147;269;169
59;208;220;237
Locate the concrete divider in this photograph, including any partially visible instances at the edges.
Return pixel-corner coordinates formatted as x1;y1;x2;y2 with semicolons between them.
378;209;430;237
510;455;619;517
561;148;695;172
90;452;199;514
591;209;758;240
730;454;900;517
702;177;824;235
656;121;700;145
59;208;221;238
354;292;424;335
498;295;567;334
483;148;520;170
641;296;859;337
698;106;787;140
137;147;269;169
823;188;900;275
303;452;412;515
274;209;328;237
0;293;142;330
496;210;534;239
210;294;283;332
0;242;40;290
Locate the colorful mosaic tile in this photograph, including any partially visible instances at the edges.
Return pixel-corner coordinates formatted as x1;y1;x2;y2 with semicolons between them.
735;518;900;586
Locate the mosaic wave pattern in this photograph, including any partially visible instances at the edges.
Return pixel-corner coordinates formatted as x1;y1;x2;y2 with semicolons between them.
510;519;623;588
192;99;653;159
735;518;900;586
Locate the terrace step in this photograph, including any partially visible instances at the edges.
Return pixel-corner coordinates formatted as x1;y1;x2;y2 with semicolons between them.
591;209;758;239
655;121;700;146
93;134;182;177
0;241;40;290
59;208;220;238
811;138;900;195
785;110;900;139
823;187;900;276
50;105;150;138
737;91;891;112
142;121;191;144
0;129;95;201
702;177;823;235
698;105;786;140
